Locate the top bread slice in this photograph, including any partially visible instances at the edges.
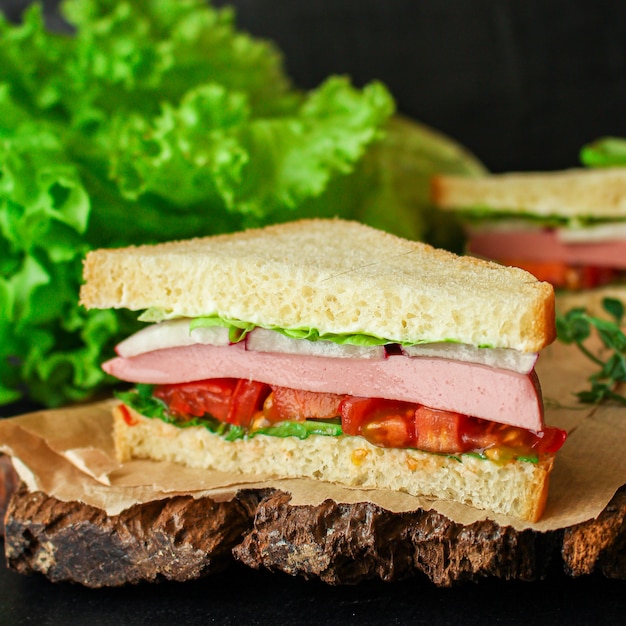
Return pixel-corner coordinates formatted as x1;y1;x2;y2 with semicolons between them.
432;168;626;219
80;218;555;353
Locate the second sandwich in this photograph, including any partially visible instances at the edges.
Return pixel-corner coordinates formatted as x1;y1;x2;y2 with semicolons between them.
80;219;566;522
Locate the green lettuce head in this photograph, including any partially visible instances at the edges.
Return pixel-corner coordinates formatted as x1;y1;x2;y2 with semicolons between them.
0;0;483;408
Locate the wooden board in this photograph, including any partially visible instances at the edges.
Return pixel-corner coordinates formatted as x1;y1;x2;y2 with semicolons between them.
4;483;625;587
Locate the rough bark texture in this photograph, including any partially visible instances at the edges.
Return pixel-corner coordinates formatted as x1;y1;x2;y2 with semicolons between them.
232;491;560;586
561;486;626;579
3;484;626;587
4;484;261;587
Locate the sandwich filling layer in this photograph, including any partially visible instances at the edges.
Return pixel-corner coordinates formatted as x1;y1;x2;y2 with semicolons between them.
466;223;626;290
116;378;565;464
104;328;545;430
108;320;565;462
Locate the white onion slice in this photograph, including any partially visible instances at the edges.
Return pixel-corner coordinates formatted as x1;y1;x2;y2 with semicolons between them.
245;327;386;359
401;342;538;374
116;318;230;358
557;221;626;243
116;319;536;372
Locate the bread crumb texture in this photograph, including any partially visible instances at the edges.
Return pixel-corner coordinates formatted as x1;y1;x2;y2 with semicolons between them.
114;406;552;522
81;219;554;352
432;168;626;218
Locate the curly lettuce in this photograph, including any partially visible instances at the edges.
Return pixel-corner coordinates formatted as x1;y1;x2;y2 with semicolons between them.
0;0;484;408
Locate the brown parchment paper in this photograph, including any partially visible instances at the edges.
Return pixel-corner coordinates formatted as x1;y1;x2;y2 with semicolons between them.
1;339;625;532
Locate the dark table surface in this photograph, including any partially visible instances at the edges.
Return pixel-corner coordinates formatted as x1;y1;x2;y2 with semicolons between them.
1;551;626;626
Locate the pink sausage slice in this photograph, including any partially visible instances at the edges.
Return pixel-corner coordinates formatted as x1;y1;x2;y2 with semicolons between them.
103;343;545;431
468;228;626;268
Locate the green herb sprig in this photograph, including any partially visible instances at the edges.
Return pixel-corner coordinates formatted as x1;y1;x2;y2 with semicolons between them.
556;297;626;405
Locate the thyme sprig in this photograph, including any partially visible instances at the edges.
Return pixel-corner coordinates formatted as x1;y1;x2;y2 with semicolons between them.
556;297;626;405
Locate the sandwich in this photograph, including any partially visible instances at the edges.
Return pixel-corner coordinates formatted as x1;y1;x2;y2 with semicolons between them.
431;168;626;311
79;218;565;522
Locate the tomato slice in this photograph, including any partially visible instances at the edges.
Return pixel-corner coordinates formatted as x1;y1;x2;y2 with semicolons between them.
414;406;467;454
461;416;567;458
499;259;618;290
154;378;238;421
263;387;345;424
154;378;271;427
341;397;417;448
530;426;568;455
118;403;139;426
341;396;566;457
226;379;271;427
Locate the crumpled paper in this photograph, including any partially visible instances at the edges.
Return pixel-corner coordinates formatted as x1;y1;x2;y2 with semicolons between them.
1;340;624;532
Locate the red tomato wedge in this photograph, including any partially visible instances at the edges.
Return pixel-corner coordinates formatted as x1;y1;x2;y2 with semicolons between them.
226;379;271;427
154;378;271;426
263;387;345;424
414;406;466;453
154;378;238;421
340;397;417;448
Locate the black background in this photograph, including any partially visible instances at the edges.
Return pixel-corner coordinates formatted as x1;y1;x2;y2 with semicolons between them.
4;0;626;172
209;0;626;173
2;1;626;623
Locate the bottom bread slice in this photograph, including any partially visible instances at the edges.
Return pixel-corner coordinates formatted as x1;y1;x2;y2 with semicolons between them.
113;405;554;522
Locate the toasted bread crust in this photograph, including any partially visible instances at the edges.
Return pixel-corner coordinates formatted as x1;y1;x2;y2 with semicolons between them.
81;219;555;352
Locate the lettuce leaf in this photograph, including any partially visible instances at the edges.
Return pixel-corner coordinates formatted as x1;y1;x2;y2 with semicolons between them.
580;137;626;168
0;1;483;408
188;314;390;346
